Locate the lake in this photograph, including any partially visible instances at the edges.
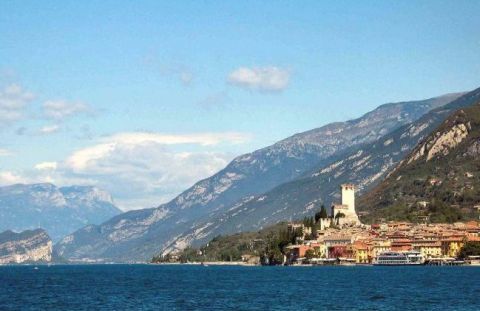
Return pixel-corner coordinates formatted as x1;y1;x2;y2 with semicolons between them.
0;265;479;310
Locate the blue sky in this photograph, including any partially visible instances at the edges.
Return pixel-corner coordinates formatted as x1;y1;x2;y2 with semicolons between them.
0;1;479;210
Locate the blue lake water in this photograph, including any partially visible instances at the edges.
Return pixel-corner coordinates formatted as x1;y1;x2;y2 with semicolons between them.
0;265;479;310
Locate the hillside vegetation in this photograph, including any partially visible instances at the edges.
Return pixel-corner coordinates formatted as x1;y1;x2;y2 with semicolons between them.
359;102;480;223
152;222;288;264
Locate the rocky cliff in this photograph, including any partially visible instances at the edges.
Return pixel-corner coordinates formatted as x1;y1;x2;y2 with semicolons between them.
0;229;52;264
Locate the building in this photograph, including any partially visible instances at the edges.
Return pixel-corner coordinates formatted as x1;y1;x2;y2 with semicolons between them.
391;238;413;252
285;245;311;263
370;238;391;259
331;184;360;225
412;240;442;259
287;223;311;241
324;235;353;257
441;236;465;258
353;241;369;264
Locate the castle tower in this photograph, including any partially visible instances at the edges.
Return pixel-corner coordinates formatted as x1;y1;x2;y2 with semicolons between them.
332;184;360;225
341;184;355;215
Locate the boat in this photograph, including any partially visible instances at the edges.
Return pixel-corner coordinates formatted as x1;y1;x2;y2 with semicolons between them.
373;251;424;266
466;256;480;266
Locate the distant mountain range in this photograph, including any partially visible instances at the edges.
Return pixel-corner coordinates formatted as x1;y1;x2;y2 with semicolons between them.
54;92;464;262
0;183;121;242
358;92;480;222
0;229;52;264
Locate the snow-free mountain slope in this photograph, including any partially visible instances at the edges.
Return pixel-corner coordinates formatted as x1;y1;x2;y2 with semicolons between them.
358;95;480;222
54;93;464;262
161;88;480;250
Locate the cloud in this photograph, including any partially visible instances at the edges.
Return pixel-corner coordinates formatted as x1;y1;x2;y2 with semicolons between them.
0;148;13;156
35;161;58;170
39;124;60;135
67;146;232;210
42;100;90;120
0;171;25;185
66;131;250;172
0;84;35;124
228;66;290;92
6;131;251;210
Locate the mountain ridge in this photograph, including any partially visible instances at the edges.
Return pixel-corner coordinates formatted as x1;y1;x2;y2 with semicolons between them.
357;95;480;222
0;183;121;242
159;88;480;252
54;92;464;262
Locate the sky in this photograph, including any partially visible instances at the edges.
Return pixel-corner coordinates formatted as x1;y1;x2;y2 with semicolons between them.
0;1;479;210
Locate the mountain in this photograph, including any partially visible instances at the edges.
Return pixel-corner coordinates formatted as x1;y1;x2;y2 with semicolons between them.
358;97;480;222
160;88;480;251
0;183;121;242
54;93;463;262
0;229;52;264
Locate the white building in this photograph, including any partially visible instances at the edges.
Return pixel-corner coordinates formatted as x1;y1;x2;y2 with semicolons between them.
331;184;360;225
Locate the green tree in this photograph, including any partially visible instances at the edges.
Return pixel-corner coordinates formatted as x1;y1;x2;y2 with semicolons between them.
315;205;328;223
335;212;346;219
459;242;480;259
305;249;315;260
320;205;328;219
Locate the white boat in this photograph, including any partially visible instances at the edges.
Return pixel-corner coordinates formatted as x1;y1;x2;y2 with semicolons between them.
373;251;424;266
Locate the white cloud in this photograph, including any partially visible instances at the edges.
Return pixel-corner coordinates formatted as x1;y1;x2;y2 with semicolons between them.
0;148;12;156
0;131;250;210
0;171;25;185
39;124;60;135
228;66;290;92
35;161;58;170
66;131;250;172
0;84;35;124
42;100;90;120
6;131;250;210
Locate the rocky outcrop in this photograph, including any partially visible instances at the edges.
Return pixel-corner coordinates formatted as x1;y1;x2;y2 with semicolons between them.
0;229;52;264
407;119;471;163
466;140;480;157
426;123;470;160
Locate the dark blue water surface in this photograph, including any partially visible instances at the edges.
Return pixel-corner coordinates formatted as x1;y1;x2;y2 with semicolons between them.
0;265;479;310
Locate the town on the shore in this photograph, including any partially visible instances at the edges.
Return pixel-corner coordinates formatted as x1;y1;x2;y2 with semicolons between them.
272;184;480;266
163;184;480;266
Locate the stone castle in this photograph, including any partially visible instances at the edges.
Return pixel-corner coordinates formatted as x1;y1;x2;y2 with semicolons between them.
331;184;360;225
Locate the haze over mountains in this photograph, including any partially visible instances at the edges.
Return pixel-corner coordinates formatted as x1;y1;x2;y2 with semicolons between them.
54;91;466;262
0;184;121;242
